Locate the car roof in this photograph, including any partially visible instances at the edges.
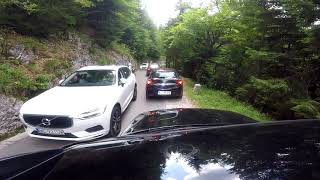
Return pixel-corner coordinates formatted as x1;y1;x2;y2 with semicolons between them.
78;65;126;71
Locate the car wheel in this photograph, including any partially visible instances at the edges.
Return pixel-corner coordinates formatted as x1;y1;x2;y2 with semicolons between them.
132;85;137;101
109;105;121;137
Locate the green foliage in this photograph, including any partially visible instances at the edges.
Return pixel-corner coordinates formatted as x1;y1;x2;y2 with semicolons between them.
0;0;84;36
111;42;132;59
290;100;320;119
184;78;270;121
0;64;31;97
235;77;289;108
162;0;320;119
0;0;159;61
34;74;53;90
43;58;72;78
0;63;54;98
97;57;109;65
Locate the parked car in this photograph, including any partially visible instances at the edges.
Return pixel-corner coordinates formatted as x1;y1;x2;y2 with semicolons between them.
139;63;149;70
2;108;320;180
19;65;137;141
146;69;183;98
146;63;160;76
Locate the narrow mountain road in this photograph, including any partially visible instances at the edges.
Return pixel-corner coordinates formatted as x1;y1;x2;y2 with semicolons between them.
0;70;193;158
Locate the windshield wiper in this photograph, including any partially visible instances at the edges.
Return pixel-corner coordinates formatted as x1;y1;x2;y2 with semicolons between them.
125;123;229;135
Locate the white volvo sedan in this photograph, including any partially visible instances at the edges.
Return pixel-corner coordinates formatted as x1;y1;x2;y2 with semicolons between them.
19;65;137;141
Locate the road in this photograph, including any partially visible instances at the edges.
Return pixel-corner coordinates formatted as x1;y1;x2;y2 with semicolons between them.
0;70;193;158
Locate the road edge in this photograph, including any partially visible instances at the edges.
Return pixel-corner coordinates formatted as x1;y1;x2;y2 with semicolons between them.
0;132;28;151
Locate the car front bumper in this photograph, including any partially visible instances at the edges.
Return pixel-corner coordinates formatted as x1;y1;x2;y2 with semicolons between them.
21;113;111;141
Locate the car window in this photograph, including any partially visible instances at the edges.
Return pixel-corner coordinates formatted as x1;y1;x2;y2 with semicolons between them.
151;71;178;79
120;67;131;79
61;70;116;86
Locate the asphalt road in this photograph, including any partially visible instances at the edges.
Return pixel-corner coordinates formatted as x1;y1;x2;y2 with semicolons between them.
0;70;193;158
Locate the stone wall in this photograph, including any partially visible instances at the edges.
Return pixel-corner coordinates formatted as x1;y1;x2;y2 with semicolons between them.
0;94;23;136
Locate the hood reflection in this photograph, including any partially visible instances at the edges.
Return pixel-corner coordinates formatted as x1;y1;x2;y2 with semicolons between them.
162;152;239;180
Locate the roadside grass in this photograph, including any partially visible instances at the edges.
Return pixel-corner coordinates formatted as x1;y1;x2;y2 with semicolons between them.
184;78;271;122
0;127;25;142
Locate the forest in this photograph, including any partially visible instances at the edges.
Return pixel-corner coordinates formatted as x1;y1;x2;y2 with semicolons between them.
0;0;160;60
162;0;320;119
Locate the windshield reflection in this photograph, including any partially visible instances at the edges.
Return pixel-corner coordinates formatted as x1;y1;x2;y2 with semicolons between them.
162;152;239;180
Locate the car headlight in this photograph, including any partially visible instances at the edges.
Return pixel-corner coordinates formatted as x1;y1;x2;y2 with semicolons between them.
75;107;107;120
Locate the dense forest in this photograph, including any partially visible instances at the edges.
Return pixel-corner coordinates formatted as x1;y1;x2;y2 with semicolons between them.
0;0;160;60
0;0;160;99
162;0;320;119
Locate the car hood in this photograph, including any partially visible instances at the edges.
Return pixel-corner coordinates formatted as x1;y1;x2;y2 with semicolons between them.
2;118;319;180
20;86;118;116
122;108;256;134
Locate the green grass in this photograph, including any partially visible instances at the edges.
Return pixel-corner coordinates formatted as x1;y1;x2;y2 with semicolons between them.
0;127;25;142
184;78;271;122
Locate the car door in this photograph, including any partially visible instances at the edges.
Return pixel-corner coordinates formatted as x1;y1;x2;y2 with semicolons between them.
118;69;127;111
118;67;132;111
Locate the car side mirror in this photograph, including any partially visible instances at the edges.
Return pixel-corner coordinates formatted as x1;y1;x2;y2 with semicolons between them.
58;79;64;85
119;78;127;86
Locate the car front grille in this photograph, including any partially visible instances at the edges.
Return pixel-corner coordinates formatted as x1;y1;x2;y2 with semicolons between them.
23;115;73;128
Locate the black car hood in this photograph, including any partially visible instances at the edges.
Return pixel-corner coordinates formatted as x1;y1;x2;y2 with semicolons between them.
1;109;320;180
47;120;320;180
122;108;256;134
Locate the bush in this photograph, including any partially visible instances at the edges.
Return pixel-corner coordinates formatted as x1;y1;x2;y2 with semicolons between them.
97;57;109;65
235;77;289;112
290;99;320;119
43;58;71;78
34;74;53;90
0;64;31;97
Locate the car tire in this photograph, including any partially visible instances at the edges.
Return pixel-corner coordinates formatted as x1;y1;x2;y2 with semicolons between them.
109;105;121;137
132;85;137;101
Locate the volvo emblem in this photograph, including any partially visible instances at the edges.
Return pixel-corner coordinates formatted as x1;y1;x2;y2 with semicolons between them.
41;118;51;126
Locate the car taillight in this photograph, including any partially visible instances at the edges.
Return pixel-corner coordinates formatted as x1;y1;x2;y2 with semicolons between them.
147;79;153;86
176;80;183;86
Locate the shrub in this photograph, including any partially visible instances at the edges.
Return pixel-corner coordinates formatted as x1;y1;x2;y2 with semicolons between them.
235;77;289;112
34;74;53;90
0;64;31;97
97;57;109;65
290;99;320;119
43;58;71;78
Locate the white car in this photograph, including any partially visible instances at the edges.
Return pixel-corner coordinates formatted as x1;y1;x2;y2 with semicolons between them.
139;63;149;69
19;65;137;141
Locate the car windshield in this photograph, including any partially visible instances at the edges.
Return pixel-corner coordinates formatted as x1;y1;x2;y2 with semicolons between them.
151;71;177;79
60;70;116;87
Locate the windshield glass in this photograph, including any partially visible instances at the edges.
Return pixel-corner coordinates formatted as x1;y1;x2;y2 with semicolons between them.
151;71;177;79
61;70;116;87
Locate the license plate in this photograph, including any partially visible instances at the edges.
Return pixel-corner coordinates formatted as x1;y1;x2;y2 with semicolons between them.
158;91;171;95
36;128;65;136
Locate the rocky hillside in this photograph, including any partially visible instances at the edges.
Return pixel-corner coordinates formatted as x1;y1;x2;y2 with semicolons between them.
0;30;136;137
